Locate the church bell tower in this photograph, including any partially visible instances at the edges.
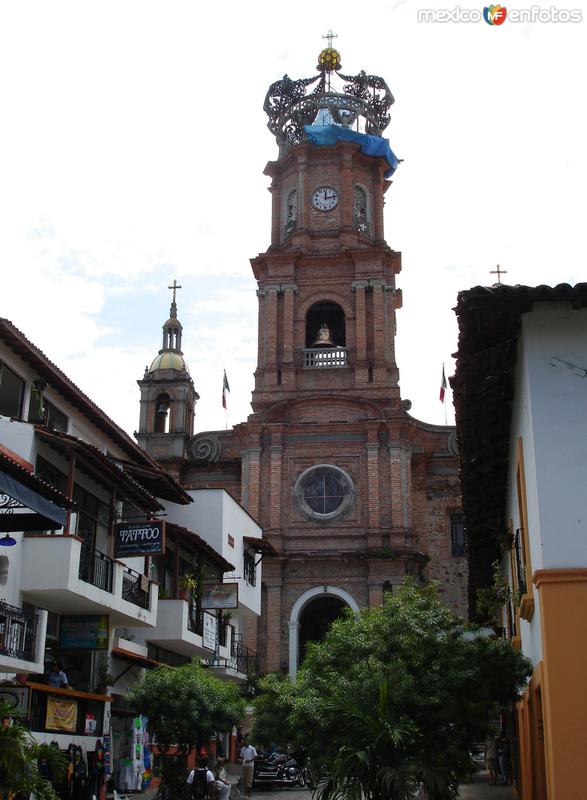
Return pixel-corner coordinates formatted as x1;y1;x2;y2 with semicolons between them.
136;281;199;475
252;46;402;414
179;42;466;676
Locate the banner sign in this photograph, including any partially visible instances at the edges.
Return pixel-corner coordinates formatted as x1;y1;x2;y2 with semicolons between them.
114;520;165;558
202;611;217;651
46;696;78;732
59;615;109;650
201;583;239;610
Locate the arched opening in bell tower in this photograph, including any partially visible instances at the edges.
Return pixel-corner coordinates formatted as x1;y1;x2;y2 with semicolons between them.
154;393;171;433
305;302;346;348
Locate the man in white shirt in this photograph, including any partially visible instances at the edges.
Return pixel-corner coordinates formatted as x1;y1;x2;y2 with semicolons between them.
240;738;257;799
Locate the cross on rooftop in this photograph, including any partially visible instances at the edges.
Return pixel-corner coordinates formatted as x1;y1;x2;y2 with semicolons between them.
168;279;182;303
490;264;507;285
322;29;338;48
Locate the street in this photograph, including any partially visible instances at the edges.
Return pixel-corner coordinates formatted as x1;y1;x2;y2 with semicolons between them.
248;771;516;800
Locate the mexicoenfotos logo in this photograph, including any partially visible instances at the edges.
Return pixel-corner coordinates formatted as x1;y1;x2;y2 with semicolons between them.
417;5;582;23
484;4;507;24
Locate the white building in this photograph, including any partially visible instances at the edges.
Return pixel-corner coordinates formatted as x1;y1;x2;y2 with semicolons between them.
453;283;587;800
0;316;263;788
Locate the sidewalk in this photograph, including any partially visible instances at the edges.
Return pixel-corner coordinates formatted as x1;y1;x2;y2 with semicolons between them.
459;772;516;799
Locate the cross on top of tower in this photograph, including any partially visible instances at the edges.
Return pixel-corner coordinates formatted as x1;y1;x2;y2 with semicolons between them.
490;264;507;285
168;279;182;304
322;29;338;48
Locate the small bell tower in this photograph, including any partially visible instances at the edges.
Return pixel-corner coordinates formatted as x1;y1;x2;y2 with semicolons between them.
135;280;199;472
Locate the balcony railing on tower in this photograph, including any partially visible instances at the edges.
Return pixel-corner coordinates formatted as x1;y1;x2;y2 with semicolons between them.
303;347;348;369
0;600;38;662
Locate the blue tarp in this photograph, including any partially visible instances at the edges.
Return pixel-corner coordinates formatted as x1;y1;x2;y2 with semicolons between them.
304;125;399;178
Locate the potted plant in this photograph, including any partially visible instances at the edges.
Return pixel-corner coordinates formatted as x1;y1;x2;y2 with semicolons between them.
179;572;197;599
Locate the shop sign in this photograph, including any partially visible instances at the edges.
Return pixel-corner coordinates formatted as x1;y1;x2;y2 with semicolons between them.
201;583;238;609
0;686;29;714
46;696;78;732
202;611;217;651
59;614;109;650
114;520;166;558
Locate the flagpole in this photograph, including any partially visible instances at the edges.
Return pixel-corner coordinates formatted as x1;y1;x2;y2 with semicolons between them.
445;363;449;427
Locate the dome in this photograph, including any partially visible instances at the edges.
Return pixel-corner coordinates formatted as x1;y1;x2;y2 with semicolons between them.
163;317;183;329
148;351;189;373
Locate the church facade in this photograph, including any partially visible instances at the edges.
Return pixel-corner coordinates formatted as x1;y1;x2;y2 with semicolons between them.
136;48;467;675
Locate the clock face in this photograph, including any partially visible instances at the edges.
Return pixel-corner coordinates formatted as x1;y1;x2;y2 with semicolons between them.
311;186;340;211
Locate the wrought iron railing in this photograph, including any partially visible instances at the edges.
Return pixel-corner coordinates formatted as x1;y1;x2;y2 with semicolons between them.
122;566;150;609
0;600;38;662
78;549;113;593
303;347;348;369
204;637;260;677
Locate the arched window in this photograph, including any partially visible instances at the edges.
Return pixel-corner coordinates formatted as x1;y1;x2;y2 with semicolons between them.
284;189;297;237
353;185;369;233
154;393;171;433
305;302;346;348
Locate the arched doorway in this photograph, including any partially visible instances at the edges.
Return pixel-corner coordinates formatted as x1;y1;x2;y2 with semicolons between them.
298;595;347;665
288;586;359;678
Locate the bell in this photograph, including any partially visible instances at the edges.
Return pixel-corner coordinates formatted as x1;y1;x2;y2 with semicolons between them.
311;322;335;347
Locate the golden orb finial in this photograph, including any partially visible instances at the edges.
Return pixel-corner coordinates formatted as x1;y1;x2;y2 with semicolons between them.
317;47;341;73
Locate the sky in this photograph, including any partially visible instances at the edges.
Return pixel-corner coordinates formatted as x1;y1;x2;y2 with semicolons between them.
1;0;585;437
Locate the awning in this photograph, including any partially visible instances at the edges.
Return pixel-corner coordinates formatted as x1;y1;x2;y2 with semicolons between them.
0;466;68;532
243;536;277;556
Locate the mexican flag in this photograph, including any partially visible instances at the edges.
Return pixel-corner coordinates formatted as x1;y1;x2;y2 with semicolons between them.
222;370;230;409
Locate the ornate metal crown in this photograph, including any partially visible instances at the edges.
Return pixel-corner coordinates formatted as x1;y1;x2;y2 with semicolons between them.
263;47;394;147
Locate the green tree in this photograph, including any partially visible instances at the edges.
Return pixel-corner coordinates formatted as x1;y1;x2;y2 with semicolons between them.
130;662;245;798
253;583;531;800
0;701;66;800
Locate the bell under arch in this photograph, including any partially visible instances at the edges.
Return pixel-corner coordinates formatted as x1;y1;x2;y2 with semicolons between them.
288;585;359;678
305;301;346;348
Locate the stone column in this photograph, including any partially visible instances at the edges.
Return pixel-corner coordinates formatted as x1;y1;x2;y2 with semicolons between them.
371;280;386;378
340;149;353;228
270;178;281;246
266;285;280;372
269;428;283;531
246;445;262;522
388;445;402;530
400;445;413;531
264;581;283;673
256;289;267;368
366;429;380;533
281;283;298;366
373;171;385;241
297;154;308;229
352;279;369;366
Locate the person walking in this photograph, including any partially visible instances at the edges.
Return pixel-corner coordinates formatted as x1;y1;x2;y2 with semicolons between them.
187;757;215;800
240;737;257;799
484;734;499;786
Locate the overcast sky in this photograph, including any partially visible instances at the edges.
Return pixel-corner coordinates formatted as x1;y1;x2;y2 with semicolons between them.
1;1;585;437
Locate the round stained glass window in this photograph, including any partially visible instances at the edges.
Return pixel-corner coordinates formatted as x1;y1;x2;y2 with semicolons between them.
294;464;355;521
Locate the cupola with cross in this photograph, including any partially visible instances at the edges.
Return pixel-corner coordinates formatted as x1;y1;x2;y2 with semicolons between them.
135;280;199;470
251;41;402;415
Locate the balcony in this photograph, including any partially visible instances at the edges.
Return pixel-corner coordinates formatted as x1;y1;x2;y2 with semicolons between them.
134;597;229;660
136;598;219;658
21;535;157;627
303;347;348;369
203;632;259;683
0;600;47;673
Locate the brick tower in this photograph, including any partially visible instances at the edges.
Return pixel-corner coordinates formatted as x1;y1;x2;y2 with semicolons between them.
139;46;467;676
